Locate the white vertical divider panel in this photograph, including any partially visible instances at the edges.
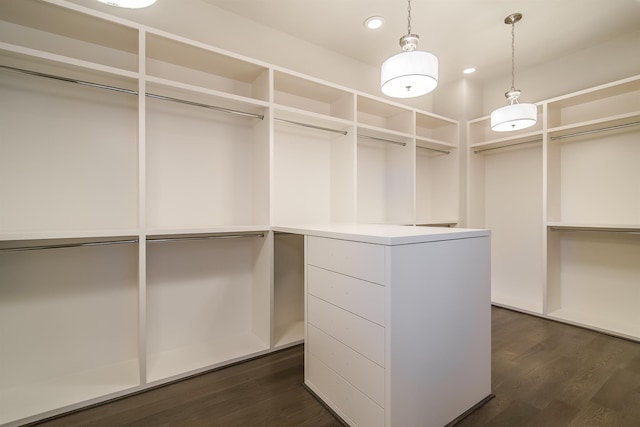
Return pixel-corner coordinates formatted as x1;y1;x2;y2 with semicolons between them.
137;28;147;386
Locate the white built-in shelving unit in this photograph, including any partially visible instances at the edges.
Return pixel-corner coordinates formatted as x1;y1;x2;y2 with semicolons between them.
468;75;640;340
0;1;459;425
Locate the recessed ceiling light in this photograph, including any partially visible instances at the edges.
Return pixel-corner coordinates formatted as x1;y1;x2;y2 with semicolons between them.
364;16;385;30
463;67;477;74
96;0;157;8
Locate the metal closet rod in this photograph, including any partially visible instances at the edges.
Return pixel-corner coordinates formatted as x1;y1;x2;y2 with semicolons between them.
0;64;264;120
274;118;348;135
549;227;639;235
550;121;640;140
146;233;265;243
474;138;542;154
417;145;451;155
358;134;406;147
0;238;139;253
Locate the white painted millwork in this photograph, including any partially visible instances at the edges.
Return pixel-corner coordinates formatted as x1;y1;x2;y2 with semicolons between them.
0;1;462;425
294;225;492;427
468;75;640;340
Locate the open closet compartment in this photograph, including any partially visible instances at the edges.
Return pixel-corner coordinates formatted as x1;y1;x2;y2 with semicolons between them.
271;72;355;347
273;232;305;348
0;237;139;426
145;32;271;232
272;73;356;224
0;0;139;239
0;59;139;238
415;112;460;226
545;75;640;340
356;95;414;225
145;230;271;383
467;110;545;314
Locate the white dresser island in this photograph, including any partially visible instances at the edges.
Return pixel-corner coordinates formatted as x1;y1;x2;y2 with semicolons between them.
273;224;492;427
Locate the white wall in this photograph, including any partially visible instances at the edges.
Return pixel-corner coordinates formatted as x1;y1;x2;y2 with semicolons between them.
479;29;640;115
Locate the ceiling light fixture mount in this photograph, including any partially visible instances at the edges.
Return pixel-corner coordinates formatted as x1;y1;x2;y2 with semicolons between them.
380;0;438;98
490;12;537;132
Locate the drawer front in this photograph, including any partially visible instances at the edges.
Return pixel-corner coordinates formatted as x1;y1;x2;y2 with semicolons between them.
308;324;384;406
308;265;385;326
308;295;384;366
307;353;384;427
307;236;385;284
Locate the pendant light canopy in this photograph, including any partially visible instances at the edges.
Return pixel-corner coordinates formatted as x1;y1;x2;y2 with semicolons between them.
96;0;157;8
490;13;537;132
381;0;438;98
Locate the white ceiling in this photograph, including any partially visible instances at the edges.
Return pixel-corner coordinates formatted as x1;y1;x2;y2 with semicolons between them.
201;0;640;85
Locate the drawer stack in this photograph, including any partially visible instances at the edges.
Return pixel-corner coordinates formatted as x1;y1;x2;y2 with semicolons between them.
305;236;385;427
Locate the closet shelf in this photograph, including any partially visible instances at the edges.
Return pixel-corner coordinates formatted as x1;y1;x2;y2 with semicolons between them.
547;111;640;141
146;334;270;384
0;359;139;426
145;76;270;113
471;131;543;154
547;222;640;233
273;105;354;130
0;229;140;243
275;118;346;135
357;124;413;143
547;309;640;342
0;42;139;81
145;226;271;238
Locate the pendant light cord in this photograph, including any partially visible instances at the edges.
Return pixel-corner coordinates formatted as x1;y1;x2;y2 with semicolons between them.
407;0;412;35
510;20;516;92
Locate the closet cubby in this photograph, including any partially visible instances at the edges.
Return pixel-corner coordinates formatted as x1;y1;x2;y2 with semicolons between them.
274;70;354;121
546;76;640;131
415;112;459;225
145;232;271;383
0;239;139;426
0;62;139;238
415;145;458;226
145;88;270;231
356;131;414;225
546;227;640;339
546;125;639;226
273;232;305;348
273;121;355;224
467;142;544;313
0;0;138;73
357;95;413;135
145;32;269;102
415;112;458;147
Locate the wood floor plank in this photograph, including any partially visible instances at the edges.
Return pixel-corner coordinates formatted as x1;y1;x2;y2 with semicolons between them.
31;307;640;427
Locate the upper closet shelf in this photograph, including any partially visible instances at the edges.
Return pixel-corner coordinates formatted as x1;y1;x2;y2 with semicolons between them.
547;111;640;141
145;32;270;103
416;137;456;153
0;0;138;73
357;123;413;143
274;106;353;136
470;131;543;154
274;70;354;121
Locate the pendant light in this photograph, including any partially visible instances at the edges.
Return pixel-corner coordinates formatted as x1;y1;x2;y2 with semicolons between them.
381;0;438;98
490;13;537;132
96;0;157;8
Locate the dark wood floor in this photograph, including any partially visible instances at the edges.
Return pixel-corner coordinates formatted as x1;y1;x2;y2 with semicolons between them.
33;307;640;427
